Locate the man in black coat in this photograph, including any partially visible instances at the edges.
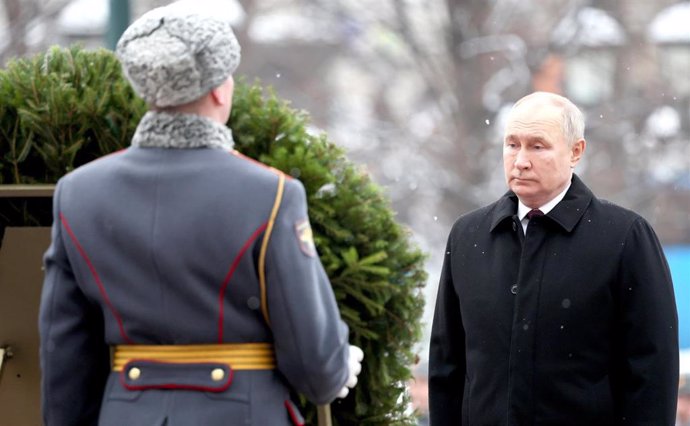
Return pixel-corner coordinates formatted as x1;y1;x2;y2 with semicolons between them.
429;92;679;425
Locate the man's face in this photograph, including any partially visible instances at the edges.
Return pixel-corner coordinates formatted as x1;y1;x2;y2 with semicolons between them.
503;100;584;208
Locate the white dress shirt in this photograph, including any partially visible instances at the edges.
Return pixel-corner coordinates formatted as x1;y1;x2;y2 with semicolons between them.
517;182;571;234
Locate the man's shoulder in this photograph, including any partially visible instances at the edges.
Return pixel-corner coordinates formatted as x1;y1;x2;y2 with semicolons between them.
227;150;293;184
449;198;507;234
577;195;662;243
60;149;128;184
572;175;646;225
590;196;646;225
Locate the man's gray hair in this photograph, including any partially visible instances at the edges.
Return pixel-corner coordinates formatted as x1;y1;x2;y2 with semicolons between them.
512;92;585;146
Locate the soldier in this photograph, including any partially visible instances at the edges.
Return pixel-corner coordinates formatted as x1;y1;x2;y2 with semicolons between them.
39;3;362;425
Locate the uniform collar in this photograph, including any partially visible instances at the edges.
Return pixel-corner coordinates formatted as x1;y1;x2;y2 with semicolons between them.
490;174;593;233
131;111;235;150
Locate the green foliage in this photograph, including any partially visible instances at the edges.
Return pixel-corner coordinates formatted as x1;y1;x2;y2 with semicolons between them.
0;46;145;226
231;82;427;425
0;46;427;425
0;45;145;184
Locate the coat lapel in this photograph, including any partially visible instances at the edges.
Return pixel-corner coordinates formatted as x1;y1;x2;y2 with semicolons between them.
489;174;594;233
546;174;593;233
490;191;518;233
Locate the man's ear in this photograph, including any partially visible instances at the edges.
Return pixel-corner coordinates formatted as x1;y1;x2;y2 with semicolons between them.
570;139;586;167
209;86;228;106
209;77;234;106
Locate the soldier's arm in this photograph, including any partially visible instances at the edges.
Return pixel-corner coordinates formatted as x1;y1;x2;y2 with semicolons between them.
263;177;350;405
39;179;110;425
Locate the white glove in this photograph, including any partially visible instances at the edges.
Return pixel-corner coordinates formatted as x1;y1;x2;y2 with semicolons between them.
336;345;364;399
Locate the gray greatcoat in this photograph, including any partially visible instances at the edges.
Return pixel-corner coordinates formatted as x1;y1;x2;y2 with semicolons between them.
39;111;350;426
429;174;679;425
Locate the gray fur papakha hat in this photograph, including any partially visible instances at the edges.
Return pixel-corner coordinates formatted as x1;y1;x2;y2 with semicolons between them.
116;3;241;107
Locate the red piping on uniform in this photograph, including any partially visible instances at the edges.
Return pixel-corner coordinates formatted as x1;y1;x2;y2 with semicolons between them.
100;148;127;158
60;213;132;344
228;150;293;180
119;361;234;392
285;400;305;426
218;222;268;342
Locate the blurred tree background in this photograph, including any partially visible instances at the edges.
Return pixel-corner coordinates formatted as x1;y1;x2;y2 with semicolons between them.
2;0;689;374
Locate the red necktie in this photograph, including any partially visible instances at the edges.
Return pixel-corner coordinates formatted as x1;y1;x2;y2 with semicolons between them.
526;209;544;220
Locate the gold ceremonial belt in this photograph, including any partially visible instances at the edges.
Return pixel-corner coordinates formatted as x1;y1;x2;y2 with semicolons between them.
112;342;276;371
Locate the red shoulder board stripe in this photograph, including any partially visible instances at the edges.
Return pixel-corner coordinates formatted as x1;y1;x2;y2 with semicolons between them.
228;150;293;180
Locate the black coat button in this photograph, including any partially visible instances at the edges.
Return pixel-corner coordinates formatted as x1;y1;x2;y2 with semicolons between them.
510;284;518;295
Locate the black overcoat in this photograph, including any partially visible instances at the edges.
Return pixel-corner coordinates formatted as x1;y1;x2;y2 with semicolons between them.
429;175;679;425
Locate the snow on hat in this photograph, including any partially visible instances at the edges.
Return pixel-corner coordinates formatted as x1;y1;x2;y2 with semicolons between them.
116;2;241;107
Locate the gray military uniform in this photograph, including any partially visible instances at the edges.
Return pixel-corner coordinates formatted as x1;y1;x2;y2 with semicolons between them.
39;111;350;425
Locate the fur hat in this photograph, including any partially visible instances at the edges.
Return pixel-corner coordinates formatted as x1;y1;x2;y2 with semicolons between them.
116;2;241;107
